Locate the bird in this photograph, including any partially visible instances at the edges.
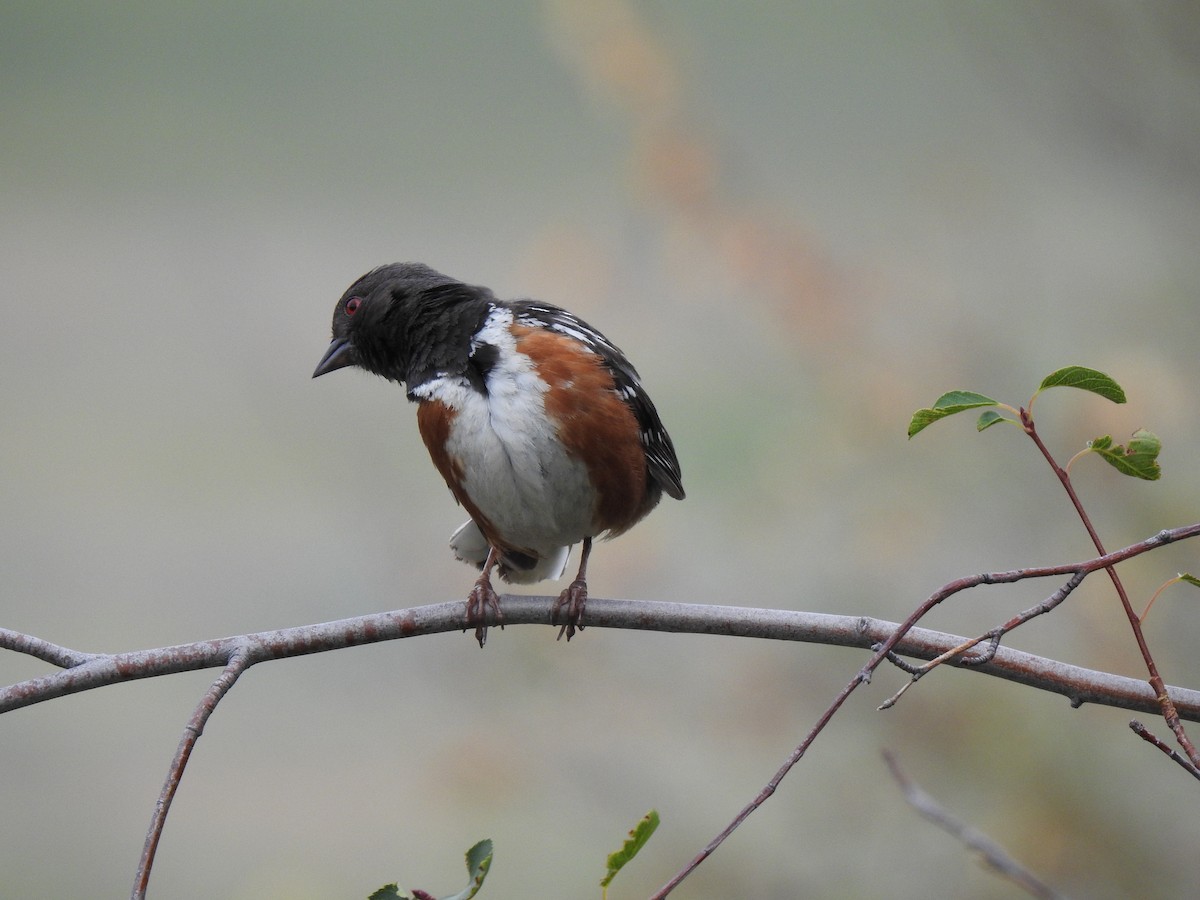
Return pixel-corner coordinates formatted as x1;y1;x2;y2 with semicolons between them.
313;262;684;645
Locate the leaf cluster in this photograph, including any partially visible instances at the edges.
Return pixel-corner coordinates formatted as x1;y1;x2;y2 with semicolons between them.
908;366;1160;481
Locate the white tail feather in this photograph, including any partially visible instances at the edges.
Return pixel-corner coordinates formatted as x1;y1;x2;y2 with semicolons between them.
448;520;570;584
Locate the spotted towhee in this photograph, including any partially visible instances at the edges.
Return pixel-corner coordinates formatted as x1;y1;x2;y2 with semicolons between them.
313;263;684;645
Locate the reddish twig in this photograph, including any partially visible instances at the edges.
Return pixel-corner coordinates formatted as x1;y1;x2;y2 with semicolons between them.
1129;721;1200;782
650;522;1200;896
1019;407;1199;767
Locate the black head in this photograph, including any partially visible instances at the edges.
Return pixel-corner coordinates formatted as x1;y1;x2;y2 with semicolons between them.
312;262;492;388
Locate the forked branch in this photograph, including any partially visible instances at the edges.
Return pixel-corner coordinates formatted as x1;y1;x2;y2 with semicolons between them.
4;523;1200;897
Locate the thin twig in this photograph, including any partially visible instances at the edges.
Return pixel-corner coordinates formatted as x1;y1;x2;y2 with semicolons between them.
0;630;96;668
1129;721;1200;782
882;751;1066;900
649;649;870;898
878;570;1087;709
1021;410;1200;767
132;644;254;899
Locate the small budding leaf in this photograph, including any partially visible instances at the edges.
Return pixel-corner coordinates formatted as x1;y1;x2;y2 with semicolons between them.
368;887;405;900
439;839;494;900
1088;429;1162;480
601;810;661;890
976;410;1012;432
1037;366;1127;404
908;391;999;438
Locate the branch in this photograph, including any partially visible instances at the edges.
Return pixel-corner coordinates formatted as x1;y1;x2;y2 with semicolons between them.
8;528;1195;718
4;600;1200;720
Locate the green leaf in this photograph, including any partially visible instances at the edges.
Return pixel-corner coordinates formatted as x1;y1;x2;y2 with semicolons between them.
601;810;660;889
976;410;1012;432
933;390;1000;410
368;886;405;900
440;839;494;900
1088;429;1162;480
1037;366;1126;403
1180;573;1200;589
908;391;999;438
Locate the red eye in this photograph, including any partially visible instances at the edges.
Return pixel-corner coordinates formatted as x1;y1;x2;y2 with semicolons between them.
345;297;362;315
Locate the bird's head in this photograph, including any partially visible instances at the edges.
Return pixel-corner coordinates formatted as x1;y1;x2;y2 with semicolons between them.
313;262;485;385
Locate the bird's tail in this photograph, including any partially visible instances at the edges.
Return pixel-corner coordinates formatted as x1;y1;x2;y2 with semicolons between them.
449;519;570;584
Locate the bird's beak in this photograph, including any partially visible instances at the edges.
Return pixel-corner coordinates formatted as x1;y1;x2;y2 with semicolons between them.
312;337;357;378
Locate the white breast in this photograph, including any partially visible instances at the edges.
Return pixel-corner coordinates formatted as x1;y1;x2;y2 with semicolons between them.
410;307;595;555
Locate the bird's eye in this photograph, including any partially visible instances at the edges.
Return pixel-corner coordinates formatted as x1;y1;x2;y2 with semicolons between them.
345;297;362;316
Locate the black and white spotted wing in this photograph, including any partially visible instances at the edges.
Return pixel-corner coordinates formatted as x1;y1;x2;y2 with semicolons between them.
510;301;685;502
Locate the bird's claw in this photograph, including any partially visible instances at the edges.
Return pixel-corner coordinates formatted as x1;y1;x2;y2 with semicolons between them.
465;576;503;648
551;579;588;641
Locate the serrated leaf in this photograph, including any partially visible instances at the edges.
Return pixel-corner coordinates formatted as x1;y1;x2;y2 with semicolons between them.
1037;366;1126;403
908;391;999;438
601;810;660;889
368;886;405;900
976;410;1012;432
1088;429;1162;480
439;839;493;900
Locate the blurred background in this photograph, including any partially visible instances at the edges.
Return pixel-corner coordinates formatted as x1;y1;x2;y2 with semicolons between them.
4;2;1200;897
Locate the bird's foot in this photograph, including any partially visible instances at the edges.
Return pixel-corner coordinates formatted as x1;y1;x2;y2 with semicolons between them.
465;574;504;648
551;578;588;641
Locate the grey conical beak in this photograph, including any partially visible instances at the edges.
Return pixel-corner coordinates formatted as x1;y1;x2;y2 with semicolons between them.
312;337;357;378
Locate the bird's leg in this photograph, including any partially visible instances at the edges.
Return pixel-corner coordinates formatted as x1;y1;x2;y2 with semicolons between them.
551;537;592;641
465;546;504;648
